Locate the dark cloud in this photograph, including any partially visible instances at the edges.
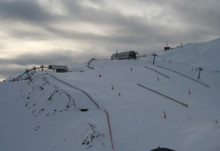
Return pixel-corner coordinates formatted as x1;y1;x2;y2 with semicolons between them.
2;0;217;45
0;1;54;23
0;50;100;66
0;0;162;46
44;24;157;45
8;30;50;40
156;0;220;36
136;0;220;39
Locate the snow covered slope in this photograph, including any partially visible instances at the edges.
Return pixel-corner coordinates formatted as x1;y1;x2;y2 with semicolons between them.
158;38;220;71
0;38;220;151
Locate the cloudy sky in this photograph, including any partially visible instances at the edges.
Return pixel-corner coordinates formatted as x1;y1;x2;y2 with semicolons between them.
0;0;220;80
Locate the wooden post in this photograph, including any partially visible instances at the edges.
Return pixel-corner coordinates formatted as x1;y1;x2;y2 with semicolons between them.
197;67;203;79
25;69;30;79
33;66;37;73
40;65;45;71
152;53;158;65
163;111;167;119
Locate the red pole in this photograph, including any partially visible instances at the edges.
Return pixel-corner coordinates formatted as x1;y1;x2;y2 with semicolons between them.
163;111;167;119
157;76;160;81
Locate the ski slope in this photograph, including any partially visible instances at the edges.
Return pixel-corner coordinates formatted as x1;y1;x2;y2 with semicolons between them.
0;38;220;151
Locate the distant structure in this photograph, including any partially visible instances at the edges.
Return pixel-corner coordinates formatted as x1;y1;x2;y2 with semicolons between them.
48;65;68;72
164;41;170;51
111;51;137;60
151;146;175;151
164;47;170;51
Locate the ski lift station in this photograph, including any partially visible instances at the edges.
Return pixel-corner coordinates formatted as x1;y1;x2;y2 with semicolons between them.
111;51;137;60
48;65;68;72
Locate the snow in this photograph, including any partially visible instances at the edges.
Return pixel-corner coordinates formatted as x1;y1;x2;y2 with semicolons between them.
1;38;220;151
158;37;220;71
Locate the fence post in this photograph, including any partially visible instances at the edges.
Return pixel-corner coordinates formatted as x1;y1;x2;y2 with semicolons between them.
197;67;203;80
152;53;158;65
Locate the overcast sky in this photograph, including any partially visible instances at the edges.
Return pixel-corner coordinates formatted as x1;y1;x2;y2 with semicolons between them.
0;0;220;80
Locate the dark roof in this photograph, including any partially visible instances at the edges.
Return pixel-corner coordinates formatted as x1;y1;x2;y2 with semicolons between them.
151;147;175;151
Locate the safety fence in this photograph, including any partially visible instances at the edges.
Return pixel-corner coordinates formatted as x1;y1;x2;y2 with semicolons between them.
8;65;49;82
104;109;115;150
156;65;209;88
145;66;169;79
50;75;115;150
88;58;96;70
50;75;100;109
137;83;189;108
